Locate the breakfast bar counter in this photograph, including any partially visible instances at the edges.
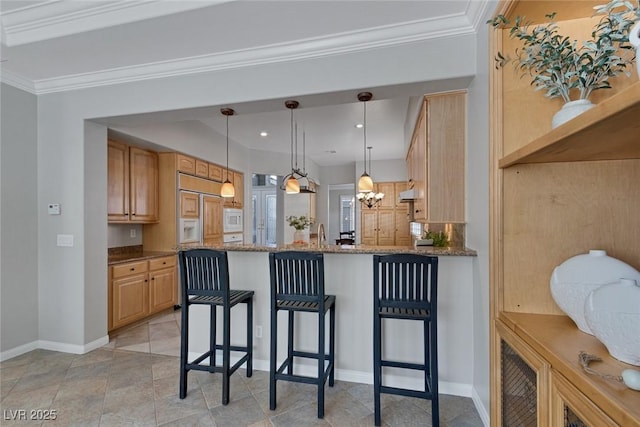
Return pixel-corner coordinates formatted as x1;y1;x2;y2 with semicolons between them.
181;244;478;399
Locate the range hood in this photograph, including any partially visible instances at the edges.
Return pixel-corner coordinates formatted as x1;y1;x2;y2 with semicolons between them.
398;188;416;202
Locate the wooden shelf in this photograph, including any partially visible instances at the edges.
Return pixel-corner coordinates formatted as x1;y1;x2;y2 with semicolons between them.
499;312;640;427
499;82;640;168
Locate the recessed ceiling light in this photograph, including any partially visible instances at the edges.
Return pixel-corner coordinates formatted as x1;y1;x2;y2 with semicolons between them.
355;123;364;129
325;150;337;154
259;131;268;137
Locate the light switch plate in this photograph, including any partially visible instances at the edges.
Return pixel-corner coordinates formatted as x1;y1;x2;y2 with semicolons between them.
57;234;74;247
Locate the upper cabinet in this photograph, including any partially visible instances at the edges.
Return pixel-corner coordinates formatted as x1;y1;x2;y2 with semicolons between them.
108;139;159;223
407;91;466;223
489;1;640;425
223;170;244;208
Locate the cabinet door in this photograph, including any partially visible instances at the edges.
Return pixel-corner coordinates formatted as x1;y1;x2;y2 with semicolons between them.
413;105;427;221
112;273;149;329
361;210;378;245
550;370;616;427
176;154;196;175
149;267;176;314
129;147;159;223
195;159;209;177
208;163;223;182
394;182;408;209
202;195;223;244
233;171;244;207
427;93;465;222
394;209;411;246
377;210;395;246
376;182;395;210
107;140;130;221
180;191;200;218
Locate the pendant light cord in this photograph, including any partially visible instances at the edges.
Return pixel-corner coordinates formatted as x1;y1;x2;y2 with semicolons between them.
226;113;230;181
363;101;367;174
290;107;294;171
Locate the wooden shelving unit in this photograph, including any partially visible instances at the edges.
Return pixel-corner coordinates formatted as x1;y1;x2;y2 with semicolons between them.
489;1;640;426
499;82;640;168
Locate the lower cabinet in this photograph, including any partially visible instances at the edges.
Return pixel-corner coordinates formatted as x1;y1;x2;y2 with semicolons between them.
550;370;616;427
109;255;176;331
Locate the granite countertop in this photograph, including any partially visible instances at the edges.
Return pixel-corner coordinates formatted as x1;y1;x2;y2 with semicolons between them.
108;245;176;265
175;243;476;257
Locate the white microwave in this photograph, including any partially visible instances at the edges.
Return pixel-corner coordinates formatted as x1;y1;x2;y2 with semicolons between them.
223;208;243;233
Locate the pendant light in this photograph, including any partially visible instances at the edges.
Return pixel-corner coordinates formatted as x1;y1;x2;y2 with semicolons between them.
281;100;301;194
220;108;235;198
357;146;385;208
357;92;374;192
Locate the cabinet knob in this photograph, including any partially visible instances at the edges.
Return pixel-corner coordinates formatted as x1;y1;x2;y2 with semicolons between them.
130;267;135;271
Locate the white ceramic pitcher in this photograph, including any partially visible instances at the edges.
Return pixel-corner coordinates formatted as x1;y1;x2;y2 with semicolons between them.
630;21;640;78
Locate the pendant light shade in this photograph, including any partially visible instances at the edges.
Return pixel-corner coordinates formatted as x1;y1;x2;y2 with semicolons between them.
220;108;235;198
357;92;374;192
357;146;384;209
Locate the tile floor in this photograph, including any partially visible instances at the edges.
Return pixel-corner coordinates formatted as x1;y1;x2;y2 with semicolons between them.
0;311;484;426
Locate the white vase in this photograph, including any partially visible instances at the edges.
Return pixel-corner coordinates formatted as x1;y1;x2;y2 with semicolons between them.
293;229;307;244
549;250;640;334
551;99;595;129
630;21;640;78
585;278;640;366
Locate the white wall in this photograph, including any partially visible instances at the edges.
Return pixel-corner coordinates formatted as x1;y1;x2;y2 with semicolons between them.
0;84;39;356
466;2;498;423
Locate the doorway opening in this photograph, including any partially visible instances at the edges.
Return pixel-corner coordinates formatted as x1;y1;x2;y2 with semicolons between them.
251;174;278;246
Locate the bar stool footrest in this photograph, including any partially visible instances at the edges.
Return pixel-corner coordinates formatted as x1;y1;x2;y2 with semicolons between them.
379;385;435;400
380;359;426;371
186;351;250;375
275;358;334;385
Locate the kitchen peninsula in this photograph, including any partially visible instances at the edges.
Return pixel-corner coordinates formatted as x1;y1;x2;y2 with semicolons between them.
180;242;478;397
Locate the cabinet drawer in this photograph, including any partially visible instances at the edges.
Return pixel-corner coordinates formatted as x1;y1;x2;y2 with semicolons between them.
149;256;176;271
112;261;148;279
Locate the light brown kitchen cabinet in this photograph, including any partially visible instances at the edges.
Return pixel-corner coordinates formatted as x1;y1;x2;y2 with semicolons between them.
176;153;196;175
108;139;159;223
180;191;200;218
360;181;410;246
407;91;465;223
195;159;209;178
110;261;149;330
202;195;223;245
109;255;177;331
489;1;640;425
224;170;244;208
148;256;177;314
208;163;223;182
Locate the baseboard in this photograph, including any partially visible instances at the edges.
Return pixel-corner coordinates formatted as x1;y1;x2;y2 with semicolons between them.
471;387;490;427
188;351;473;397
0;341;39;362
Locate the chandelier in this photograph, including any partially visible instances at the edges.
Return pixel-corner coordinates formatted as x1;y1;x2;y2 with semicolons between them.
357;146;384;208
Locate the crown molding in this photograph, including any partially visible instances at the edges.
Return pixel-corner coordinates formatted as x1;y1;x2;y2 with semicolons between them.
18;12;476;95
1;0;227;46
0;68;35;93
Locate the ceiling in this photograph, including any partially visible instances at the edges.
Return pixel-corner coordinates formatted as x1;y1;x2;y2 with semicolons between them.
0;1;487;166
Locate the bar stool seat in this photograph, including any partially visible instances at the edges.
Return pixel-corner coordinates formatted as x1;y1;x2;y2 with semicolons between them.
268;251;336;419
178;249;254;405
373;253;439;426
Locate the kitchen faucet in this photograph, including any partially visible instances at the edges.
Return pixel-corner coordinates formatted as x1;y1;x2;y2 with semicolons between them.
317;223;326;248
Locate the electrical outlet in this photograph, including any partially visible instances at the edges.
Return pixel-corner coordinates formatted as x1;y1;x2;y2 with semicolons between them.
130;229;137;238
255;325;262;339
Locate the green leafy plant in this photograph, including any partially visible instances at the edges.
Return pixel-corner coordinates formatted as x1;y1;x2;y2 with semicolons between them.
488;0;639;102
423;231;449;248
286;215;311;231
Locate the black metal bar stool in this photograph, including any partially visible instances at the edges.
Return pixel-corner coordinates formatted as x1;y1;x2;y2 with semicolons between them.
178;249;254;405
268;251;336;418
373;254;439;426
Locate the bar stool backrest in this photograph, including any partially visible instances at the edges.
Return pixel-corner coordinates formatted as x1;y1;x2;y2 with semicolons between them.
373;254;438;312
269;251;325;304
179;249;230;300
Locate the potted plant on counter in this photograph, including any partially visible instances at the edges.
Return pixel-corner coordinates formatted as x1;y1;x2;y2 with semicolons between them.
287;215;311;244
488;0;640;128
